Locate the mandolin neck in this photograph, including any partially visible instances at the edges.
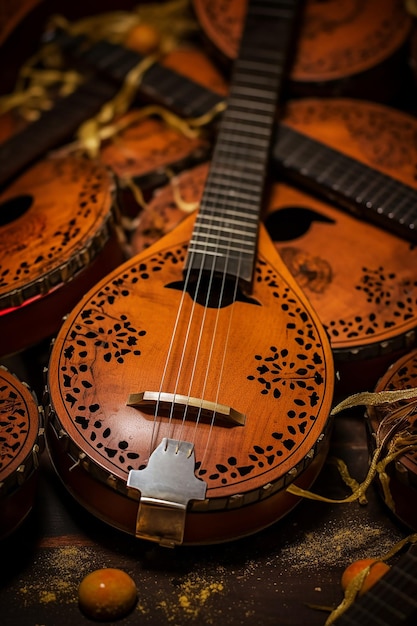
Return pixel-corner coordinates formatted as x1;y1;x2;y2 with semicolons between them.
56;24;417;246
184;0;300;284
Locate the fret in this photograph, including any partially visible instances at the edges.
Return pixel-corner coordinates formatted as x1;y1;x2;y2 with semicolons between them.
236;58;283;75
229;97;277;113
215;133;270;151
197;214;259;229
232;71;283;87
220;119;272;138
209;162;265;179
187;245;252;261
196;206;259;222
202;186;262;205
203;195;263;213
205;167;264;183
194;220;258;238
190;228;257;246
344;173;382;203
393;198;417;223
229;84;280;102
203;176;262;196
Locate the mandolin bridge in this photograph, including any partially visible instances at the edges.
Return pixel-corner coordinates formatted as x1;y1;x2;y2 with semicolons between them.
127;391;246;426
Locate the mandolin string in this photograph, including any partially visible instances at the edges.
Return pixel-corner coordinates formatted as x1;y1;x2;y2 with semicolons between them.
176;237;239;452
197;205;243;467
166;159;243;453
183;133;245;451
148;259;195;455
167;252;218;446
150;0;290;461
148;195;228;454
149;120;246;457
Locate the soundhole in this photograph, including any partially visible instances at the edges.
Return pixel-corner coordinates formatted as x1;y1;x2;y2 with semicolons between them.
0;194;33;226
167;273;261;308
264;206;334;242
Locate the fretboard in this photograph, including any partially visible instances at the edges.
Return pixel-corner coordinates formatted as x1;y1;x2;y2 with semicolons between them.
0;75;119;187
56;31;223;119
334;545;417;626
185;0;300;283
274;124;417;243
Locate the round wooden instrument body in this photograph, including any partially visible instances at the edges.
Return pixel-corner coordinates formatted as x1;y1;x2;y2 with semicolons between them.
192;0;412;100
0;365;44;538
366;349;417;531
46;212;334;545
132;98;417;394
0;155;124;357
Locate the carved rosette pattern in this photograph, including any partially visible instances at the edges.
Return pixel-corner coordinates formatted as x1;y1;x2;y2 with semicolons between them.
328;266;417;342
0;156;114;304
280;99;417;350
0;377;30;475
54;243;329;489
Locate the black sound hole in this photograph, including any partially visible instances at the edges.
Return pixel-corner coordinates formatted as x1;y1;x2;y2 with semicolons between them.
166;273;261;308
264;206;334;242
0;194;33;226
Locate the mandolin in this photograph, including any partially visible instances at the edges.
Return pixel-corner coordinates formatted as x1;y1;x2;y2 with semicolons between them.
131;97;417;395
0;365;44;538
0;154;124;358
45;0;334;547
193;0;413;102
265;98;417;394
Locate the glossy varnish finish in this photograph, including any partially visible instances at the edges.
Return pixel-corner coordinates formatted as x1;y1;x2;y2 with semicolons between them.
0;365;44;538
132;97;417;393
46;0;334;545
0;155;123;357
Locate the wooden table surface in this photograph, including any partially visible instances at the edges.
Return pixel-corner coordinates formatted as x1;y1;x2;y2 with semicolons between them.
0;384;409;626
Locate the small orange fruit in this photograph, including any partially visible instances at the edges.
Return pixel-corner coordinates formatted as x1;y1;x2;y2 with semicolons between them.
78;567;137;620
341;558;390;596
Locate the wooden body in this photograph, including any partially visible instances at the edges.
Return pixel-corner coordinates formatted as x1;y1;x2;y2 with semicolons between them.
0;155;124;356
366;350;417;532
46;213;334;544
193;0;412;100
133;98;417;393
0;366;44;538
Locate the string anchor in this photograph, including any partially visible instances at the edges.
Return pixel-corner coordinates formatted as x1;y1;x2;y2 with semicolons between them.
127;437;207;547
